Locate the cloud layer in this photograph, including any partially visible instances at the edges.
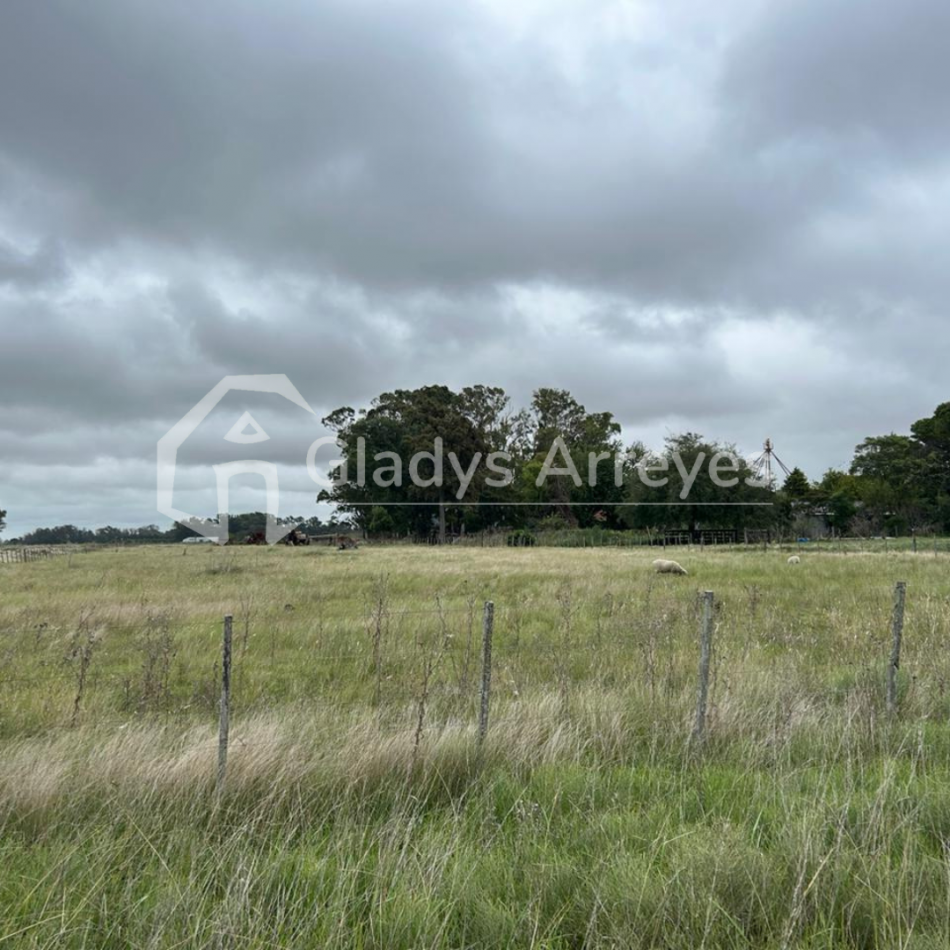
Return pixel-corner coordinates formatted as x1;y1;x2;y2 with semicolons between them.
1;0;948;534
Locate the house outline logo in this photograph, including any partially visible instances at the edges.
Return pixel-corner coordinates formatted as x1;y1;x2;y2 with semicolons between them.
157;375;315;545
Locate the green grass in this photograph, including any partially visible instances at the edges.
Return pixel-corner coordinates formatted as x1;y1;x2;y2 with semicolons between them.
2;544;950;947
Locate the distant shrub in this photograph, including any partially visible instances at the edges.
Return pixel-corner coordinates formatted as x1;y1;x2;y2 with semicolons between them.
506;529;537;547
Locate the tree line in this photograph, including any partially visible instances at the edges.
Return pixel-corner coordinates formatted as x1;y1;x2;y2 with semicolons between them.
3;390;948;544
2;514;348;546
317;386;950;541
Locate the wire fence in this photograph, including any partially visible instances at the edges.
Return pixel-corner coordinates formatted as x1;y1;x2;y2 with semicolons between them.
3;578;948;749
0;546;70;564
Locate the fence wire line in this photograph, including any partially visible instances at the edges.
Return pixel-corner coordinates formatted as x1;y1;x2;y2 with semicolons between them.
1;621;938;688
1;598;931;639
2;584;921;617
2;584;943;669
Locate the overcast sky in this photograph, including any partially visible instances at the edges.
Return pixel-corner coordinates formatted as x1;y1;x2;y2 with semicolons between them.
2;0;948;536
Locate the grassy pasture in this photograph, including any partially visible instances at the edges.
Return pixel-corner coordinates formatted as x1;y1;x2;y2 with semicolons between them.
2;544;950;948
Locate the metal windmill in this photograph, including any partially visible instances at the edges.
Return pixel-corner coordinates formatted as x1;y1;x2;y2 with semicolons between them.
750;438;792;489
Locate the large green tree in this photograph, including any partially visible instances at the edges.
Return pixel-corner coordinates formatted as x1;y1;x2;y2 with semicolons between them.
520;388;624;527
850;402;950;532
318;385;494;541
910;403;950;528
318;385;626;537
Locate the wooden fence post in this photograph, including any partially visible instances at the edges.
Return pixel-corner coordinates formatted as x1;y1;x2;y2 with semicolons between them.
217;614;233;794
886;582;907;715
478;601;494;744
692;591;715;744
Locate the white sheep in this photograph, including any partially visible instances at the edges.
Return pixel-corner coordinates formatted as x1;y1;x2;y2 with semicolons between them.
787;555;801;564
653;558;688;576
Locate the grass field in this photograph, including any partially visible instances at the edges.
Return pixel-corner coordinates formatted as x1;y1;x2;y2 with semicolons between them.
3;543;950;948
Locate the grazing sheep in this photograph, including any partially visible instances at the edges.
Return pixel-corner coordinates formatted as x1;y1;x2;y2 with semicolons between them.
787;555;801;564
653;558;688;576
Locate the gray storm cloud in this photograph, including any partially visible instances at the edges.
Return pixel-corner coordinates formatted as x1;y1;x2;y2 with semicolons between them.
1;0;948;535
